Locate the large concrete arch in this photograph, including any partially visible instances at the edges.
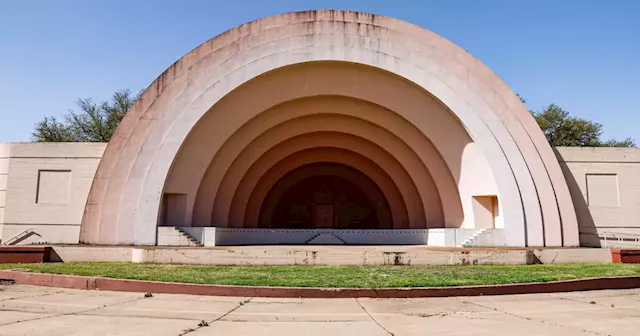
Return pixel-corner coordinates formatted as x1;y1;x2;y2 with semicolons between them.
230;141;416;230
204;114;445;230
81;10;579;247
180;86;466;234
239;147;408;229
258;163;393;229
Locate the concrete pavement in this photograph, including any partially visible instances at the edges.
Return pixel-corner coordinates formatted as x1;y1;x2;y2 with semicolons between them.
1;284;639;335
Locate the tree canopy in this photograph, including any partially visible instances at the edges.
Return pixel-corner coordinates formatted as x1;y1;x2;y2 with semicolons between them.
519;95;635;148
32;89;138;142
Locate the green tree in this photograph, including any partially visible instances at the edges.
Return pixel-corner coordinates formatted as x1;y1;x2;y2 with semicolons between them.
32;89;138;142
32;116;75;142
518;95;635;148
599;138;636;147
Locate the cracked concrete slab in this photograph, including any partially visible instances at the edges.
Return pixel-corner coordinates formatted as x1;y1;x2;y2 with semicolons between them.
223;298;369;322
91;296;242;320
357;297;492;317
0;285;64;301
0;314;198;336
470;301;640;336
1;285;639;336
558;296;640;314
0;311;54;325
372;313;591;336
0;290;140;314
559;288;640;298
194;295;251;303
188;321;388;335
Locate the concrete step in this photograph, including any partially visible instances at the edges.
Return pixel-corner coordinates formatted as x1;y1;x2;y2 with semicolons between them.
463;229;506;247
157;227;203;247
305;233;346;244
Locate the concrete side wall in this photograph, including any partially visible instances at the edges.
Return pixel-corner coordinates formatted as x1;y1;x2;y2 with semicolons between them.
48;245;611;265
0;143;10;242
1;142;106;244
556;147;640;246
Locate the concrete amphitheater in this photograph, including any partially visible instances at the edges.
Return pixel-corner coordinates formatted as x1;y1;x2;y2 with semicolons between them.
1;11;639;263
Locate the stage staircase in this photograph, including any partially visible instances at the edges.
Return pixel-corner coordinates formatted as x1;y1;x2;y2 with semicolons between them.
304;232;347;244
461;229;505;247
157;227;203;247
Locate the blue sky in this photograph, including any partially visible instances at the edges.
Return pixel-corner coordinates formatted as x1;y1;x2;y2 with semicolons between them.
1;0;638;142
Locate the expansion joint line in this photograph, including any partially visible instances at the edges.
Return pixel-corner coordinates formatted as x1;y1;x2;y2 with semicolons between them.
355;298;394;335
0;289;66;303
0;295;146;328
462;299;605;336
179;297;253;336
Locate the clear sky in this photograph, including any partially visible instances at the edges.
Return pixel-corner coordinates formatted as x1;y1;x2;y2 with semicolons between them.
1;0;638;143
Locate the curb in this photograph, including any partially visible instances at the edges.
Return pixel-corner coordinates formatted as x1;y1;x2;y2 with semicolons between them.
1;270;639;298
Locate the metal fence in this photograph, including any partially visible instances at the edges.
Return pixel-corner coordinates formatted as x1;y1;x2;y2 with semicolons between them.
600;231;640;248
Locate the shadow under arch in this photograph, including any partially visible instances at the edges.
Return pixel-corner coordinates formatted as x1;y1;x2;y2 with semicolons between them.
237;145;411;229
259;162;393;229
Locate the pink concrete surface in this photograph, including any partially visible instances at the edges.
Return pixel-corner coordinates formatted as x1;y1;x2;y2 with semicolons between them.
1;269;639;298
236;147;409;229
80;10;579;247
191;95;453;230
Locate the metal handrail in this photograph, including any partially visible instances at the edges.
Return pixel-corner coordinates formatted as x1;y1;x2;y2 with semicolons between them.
599;231;640;248
0;229;41;246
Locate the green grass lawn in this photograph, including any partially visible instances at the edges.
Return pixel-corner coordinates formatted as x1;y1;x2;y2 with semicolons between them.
1;263;639;288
